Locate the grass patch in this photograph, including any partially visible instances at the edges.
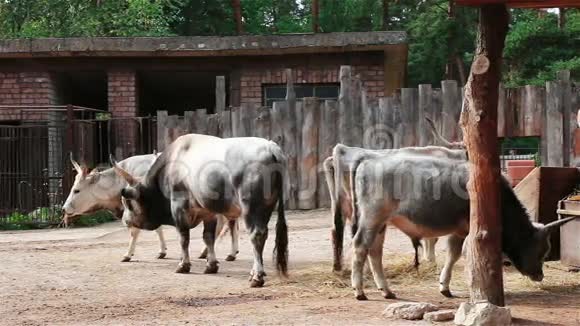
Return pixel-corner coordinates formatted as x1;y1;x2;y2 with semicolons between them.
0;208;116;230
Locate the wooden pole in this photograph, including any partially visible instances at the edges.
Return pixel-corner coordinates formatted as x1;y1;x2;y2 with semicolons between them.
232;0;243;35
312;0;320;33
459;4;509;307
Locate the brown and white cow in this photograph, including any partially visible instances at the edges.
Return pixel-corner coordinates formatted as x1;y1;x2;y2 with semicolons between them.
111;134;288;287
324;143;467;271
350;153;577;300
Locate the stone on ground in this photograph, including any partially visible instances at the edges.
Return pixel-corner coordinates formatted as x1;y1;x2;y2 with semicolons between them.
383;302;438;320
424;309;456;322
454;302;511;326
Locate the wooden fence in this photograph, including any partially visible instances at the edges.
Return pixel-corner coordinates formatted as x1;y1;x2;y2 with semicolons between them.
157;67;578;209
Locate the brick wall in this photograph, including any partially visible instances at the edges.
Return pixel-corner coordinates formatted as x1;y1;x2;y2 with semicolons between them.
239;64;385;106
0;71;56;120
107;70;138;158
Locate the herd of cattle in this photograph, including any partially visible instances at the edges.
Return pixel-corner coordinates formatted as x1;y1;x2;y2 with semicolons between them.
61;120;577;300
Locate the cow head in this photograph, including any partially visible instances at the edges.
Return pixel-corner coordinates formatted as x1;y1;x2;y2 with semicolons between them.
62;154;107;224
510;217;577;281
110;155;161;231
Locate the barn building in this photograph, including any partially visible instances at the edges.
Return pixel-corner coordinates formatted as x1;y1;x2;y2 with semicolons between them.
0;32;407;120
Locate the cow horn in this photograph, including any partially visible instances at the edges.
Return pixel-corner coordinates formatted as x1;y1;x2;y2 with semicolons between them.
70;152;83;175
425;117;465;149
110;154;138;186
543;216;578;232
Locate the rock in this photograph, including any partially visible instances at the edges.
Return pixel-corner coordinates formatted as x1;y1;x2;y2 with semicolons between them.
454;302;511;326
383;302;438;320
424;309;456;322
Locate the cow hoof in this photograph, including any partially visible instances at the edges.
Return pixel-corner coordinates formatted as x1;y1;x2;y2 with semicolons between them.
175;263;191;274
383;291;397;299
333;263;342;273
121;256;131;262
157;252;167;259
355;293;368;301
440;289;453;298
250;279;265;288
225;255;236;262
204;262;219;274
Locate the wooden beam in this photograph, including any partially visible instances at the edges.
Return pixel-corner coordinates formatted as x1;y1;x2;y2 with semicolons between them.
459;4;509;306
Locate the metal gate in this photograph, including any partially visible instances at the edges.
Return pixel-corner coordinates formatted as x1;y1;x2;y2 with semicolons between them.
0;106;156;226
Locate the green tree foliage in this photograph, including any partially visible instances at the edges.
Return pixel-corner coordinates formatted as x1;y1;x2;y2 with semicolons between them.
0;1;577;87
504;10;580;86
0;0;178;37
171;0;235;36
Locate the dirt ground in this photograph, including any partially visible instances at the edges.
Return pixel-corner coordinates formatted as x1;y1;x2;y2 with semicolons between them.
1;209;579;326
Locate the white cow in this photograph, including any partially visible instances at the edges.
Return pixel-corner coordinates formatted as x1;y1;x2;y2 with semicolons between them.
63;153;240;262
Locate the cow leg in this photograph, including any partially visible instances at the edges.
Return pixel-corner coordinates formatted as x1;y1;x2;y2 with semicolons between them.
201;218;220;274
368;225;396;299
225;219;239;261
155;226;167;259
175;227;191;273
199;214;225;259
438;235;464;297
171;198;192;273
122;227;140;262
423;237;438;263
351;225;379;301
245;212;268;288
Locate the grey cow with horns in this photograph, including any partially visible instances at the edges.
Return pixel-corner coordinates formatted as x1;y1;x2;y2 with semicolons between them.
110;134;289;287
349;153;578;300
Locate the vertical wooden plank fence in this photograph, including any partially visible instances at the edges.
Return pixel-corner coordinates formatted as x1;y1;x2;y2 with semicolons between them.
156;69;577;209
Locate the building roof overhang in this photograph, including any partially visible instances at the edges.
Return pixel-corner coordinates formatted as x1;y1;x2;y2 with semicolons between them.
0;31;407;59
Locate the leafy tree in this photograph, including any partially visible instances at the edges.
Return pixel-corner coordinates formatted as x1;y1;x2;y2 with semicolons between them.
503;10;580;86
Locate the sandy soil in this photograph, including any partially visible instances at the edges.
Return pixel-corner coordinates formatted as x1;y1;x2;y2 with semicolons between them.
1;209;579;326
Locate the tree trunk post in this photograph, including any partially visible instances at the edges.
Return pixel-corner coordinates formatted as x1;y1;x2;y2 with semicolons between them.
312;0;320;33
232;0;243;35
459;5;509;307
382;0;389;30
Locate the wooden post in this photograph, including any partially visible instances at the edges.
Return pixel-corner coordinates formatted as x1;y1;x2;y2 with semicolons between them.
232;0;243;35
255;106;271;140
299;98;320;209
195;109;208;135
559;71;572;167
544;81;564;167
401;88;418;147
442;80;462;143
272;101;298;209
207;114;220;136
418;84;433;146
220;108;233;138
312;0;320;33
459;5;508;307
215;76;226;114
318;100;338;208
391;94;402;149
157;110;168;151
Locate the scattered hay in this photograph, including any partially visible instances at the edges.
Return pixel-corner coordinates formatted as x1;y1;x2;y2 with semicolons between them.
274;253;441;298
273;256;580;301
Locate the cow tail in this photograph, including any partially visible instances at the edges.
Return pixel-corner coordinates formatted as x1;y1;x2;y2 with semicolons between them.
349;156;366;239
271;143;289;276
325;157;344;272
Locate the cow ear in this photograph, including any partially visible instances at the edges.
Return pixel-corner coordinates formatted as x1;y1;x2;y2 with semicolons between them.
88;170;100;184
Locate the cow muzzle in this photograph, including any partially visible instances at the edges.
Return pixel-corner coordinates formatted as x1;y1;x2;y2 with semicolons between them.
529;273;544;282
